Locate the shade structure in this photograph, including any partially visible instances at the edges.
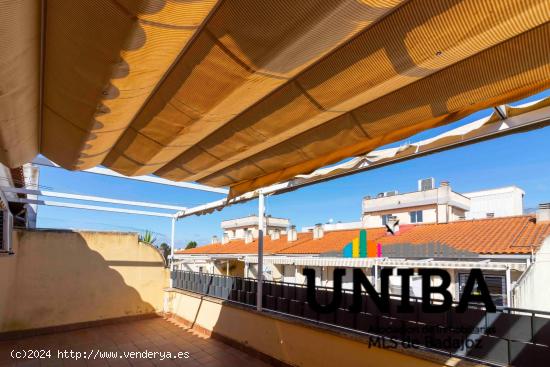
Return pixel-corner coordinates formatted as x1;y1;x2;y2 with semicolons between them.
2;0;550;197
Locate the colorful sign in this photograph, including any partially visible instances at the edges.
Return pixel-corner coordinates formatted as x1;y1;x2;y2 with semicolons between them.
342;229;381;258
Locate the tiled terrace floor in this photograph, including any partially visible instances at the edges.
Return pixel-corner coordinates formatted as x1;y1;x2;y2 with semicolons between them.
0;317;273;367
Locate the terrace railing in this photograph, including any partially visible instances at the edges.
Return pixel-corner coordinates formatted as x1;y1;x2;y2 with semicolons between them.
171;270;550;366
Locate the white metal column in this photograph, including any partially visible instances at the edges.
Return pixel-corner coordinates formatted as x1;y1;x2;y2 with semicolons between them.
170;217;176;287
257;191;265;311
170;217;176;261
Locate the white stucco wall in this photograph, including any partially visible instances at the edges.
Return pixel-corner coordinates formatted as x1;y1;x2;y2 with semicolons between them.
512;236;550;313
363;205;438;227
464;186;524;219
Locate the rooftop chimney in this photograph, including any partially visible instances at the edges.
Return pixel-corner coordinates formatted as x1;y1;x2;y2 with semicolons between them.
270;229;280;241
537;203;550;223
287;225;297;242
440;180;450;187
222;233;229;244
244;230;254;244
313;223;324;240
211;235;219;244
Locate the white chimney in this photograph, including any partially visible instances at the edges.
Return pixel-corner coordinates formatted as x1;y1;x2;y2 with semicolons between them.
313;223;324;239
287;225;297;242
211;235;219;244
270;229;280;241
244;230;254;244
537;203;550;223
222;233;229;244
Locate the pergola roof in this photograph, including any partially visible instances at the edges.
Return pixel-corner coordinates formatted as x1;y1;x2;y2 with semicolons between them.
2;1;550;197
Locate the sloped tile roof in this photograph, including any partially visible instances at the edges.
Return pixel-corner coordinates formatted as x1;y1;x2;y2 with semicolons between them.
176;216;550;256
178;232;313;255
278;228;388;254
378;215;550;254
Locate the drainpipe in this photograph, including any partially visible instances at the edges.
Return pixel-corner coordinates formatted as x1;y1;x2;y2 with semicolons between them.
506;267;512;308
257;191;265;311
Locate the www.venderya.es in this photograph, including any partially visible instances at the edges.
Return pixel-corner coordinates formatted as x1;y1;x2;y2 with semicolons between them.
11;349;190;361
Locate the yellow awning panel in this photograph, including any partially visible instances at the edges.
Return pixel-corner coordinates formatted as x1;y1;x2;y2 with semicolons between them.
1;0;550;197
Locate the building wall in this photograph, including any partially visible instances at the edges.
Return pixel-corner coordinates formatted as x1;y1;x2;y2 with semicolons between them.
363;205;438;227
165;290;444;367
512;236;550;312
0;229;169;333
222;216;289;240
464;187;524;219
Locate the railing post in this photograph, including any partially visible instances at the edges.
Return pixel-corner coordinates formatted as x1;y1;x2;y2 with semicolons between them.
257;191;265;311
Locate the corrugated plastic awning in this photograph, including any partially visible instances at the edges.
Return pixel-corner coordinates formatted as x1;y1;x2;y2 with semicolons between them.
2;1;550;197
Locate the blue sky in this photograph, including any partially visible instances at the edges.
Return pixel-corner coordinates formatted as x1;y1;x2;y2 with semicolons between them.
37;90;550;248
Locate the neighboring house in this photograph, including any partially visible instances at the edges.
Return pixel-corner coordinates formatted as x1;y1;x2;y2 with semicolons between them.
221;215;289;243
175;206;550;309
361;179;524;227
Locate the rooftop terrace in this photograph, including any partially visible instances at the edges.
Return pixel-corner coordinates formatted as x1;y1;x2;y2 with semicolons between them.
0;317;272;367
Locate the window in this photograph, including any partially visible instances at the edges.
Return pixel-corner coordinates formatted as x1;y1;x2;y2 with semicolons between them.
458;273;506;306
409;210;423;223
381;214;393;226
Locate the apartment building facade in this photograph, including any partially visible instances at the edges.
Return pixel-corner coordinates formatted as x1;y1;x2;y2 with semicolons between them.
362;179;524;228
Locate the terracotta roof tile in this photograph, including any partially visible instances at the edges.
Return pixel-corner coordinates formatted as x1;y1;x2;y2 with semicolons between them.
176;232;313;255
378;216;550;254
278;228;387;254
176;216;550;256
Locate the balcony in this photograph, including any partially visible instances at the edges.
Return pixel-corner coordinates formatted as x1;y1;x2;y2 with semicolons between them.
168;270;550;367
3;227;550;367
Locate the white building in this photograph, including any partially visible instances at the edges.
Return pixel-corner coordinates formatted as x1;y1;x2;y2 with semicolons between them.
362;178;524;228
221;215;289;243
464;186;525;219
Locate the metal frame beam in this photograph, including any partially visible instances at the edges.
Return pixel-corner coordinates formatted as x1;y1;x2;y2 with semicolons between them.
2;187;186;211
32;156;228;195
9;198;174;218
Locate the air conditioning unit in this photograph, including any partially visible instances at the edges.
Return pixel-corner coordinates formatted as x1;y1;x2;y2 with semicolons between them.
418;178;435;191
384;191;398;197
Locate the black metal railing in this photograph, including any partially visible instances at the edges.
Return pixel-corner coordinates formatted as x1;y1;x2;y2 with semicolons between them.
171;270;550;366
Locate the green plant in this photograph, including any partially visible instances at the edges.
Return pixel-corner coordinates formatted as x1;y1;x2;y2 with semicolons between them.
139;230;157;245
185;241;198;249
